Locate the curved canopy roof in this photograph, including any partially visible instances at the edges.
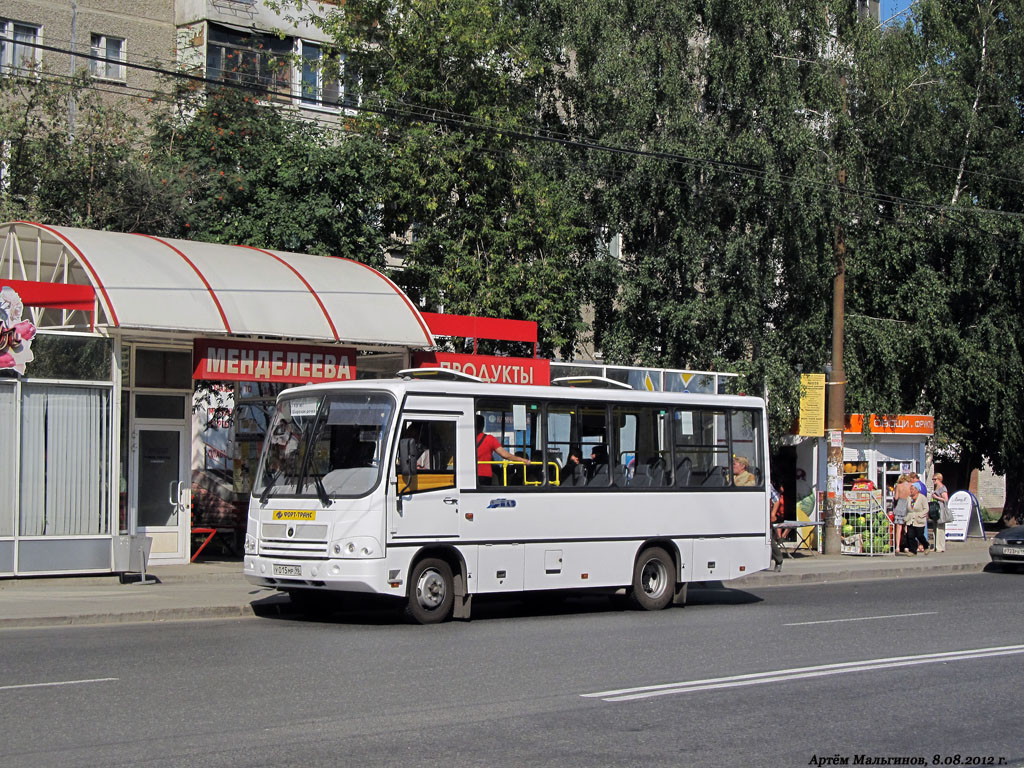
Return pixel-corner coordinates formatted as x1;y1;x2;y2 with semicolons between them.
0;222;434;348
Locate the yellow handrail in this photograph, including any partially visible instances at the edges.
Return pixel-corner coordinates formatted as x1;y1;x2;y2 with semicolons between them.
478;460;561;486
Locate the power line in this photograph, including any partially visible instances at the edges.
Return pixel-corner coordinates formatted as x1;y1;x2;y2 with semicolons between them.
9;38;1024;223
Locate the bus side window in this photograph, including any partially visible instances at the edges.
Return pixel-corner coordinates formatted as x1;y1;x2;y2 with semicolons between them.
396;420;456;494
730;409;763;487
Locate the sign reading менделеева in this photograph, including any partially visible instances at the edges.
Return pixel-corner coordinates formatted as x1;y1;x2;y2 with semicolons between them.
193;338;356;384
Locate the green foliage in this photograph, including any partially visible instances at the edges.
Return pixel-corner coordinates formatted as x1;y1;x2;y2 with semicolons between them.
0;73;177;231
148;83;391;264
4;0;1023;510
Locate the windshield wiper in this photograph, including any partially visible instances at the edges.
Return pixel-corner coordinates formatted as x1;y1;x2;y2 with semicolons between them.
259;470;281;506
312;474;333;508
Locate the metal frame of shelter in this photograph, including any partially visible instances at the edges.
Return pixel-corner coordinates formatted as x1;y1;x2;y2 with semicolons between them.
0;221;435;576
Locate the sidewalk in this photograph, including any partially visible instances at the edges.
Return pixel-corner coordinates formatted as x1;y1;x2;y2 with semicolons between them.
0;538;994;629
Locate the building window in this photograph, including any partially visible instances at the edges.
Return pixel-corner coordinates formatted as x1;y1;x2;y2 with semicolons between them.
89;34;125;81
299;41;341;109
0;20;41;75
206;23;292;103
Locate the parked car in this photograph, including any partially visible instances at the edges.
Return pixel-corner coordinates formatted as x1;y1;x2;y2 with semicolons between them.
989;525;1024;570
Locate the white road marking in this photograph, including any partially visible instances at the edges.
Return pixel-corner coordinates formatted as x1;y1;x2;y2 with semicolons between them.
0;677;119;692
784;611;937;626
582;644;1024;702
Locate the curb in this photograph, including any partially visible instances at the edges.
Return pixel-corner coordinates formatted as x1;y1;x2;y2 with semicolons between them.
741;560;989;588
0;604;262;630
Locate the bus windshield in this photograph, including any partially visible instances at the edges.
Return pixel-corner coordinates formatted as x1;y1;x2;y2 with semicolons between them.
253;392;395;501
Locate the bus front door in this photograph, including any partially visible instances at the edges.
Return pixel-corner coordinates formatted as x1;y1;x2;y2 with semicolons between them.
390;416;461;540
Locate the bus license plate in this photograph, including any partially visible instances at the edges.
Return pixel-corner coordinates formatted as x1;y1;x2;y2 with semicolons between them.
1002;546;1024;556
273;564;302;577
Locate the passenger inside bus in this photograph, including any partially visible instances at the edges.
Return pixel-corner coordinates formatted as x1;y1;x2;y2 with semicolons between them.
587;445;610;486
561;446;586;487
475;415;528;486
732;455;757;487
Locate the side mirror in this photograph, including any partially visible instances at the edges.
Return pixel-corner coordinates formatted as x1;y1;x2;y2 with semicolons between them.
398;437;421;478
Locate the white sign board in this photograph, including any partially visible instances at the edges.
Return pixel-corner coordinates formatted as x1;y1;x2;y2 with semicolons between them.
945;491;978;541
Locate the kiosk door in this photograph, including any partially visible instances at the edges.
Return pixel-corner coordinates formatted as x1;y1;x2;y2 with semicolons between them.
134;423;190;562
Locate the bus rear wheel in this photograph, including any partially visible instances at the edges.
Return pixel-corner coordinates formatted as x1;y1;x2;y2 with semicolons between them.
405;558;454;624
628;547;674;611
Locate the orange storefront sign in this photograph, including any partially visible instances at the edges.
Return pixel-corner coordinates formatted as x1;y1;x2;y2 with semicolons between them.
845;414;934;436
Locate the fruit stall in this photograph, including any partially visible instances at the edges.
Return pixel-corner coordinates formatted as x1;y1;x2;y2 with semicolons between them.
839;490;892;555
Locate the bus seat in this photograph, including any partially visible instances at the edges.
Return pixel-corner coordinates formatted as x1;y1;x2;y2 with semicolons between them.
702;466;727;487
674;457;692;488
587;463;609;486
631;461;652;488
646;457;666;487
612;464;628;486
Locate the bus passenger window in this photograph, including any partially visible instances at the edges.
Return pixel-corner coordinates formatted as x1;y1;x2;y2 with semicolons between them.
730;410;763;487
396;420;456;494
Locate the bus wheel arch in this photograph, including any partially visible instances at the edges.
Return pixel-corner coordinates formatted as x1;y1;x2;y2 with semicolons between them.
628;543;676;611
404;547;469;624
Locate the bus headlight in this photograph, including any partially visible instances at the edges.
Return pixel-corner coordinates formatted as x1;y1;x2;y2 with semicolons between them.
330;536;381;559
244;534;258;554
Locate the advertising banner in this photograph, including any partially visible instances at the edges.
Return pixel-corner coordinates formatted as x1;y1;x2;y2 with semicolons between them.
413;351;550;386
0;286;37;374
193;338;356;384
945;490;985;541
798;373;826;436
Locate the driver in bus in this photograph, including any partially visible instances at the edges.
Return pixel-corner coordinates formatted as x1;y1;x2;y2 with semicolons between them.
476;415;528;486
732;455;756;486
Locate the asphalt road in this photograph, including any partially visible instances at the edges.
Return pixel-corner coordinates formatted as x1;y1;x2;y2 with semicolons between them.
2;571;1023;768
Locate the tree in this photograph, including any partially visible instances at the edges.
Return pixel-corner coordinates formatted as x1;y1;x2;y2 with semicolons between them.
148;82;392;264
276;0;597;357
0;72;177;231
553;0;852;440
848;0;1024;519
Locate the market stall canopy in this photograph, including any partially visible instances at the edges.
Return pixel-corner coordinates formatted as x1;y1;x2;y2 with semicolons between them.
0;222;434;347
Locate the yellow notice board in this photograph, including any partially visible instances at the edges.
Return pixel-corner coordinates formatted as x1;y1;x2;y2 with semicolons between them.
798;373;826;436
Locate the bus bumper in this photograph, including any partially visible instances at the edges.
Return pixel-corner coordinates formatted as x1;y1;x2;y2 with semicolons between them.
243;555;401;597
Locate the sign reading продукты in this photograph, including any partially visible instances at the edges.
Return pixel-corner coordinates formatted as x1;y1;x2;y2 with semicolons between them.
413;351;550;385
193;338;356;384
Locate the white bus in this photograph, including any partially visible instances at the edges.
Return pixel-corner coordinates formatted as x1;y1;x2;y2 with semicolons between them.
243;372;772;623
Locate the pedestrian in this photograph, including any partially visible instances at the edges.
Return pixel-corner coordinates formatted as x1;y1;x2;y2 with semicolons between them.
903;480;930;555
931;473;950;553
909;472;928;547
892;473;910;554
770;482;785;572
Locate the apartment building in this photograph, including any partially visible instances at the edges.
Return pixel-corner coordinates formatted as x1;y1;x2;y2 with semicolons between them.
2;0;352;118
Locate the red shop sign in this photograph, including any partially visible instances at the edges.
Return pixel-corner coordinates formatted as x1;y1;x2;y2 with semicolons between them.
193;338;356;383
414;351;550;386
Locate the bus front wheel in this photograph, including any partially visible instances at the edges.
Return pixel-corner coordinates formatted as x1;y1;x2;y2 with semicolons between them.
628;547;674;611
405;558;455;624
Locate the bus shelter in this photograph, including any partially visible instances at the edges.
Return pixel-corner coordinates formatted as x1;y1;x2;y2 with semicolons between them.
0;222;434;576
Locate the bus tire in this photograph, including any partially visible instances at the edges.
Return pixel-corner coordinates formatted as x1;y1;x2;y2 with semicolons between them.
628;546;674;611
405;558;455;624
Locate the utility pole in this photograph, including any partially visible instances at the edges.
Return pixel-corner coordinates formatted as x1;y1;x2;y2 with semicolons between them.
68;0;78;138
822;74;849;555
